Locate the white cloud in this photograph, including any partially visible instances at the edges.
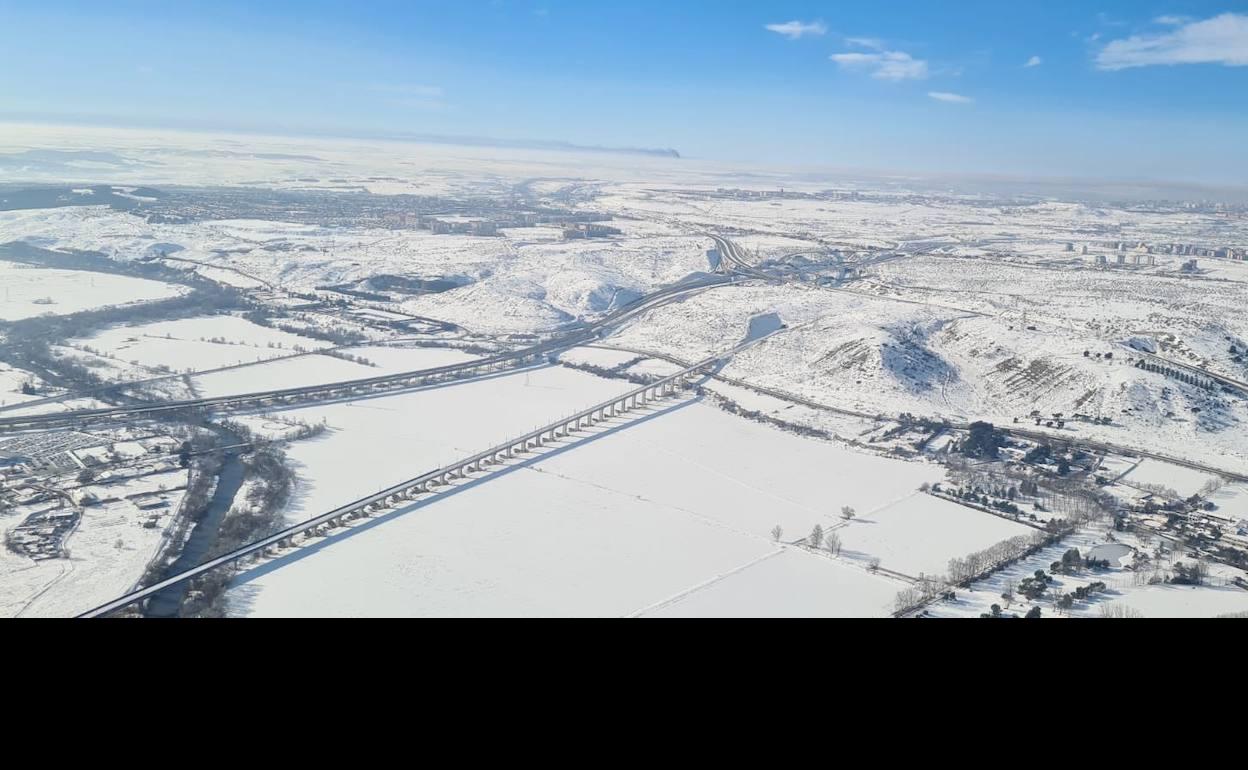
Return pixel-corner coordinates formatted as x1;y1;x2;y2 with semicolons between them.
1154;15;1190;26
844;37;885;50
1025;55;1043;67
1097;13;1248;70
830;50;929;81
928;91;974;104
765;20;827;40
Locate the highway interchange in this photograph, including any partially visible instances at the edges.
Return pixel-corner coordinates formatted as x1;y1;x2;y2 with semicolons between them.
4;233;1243;615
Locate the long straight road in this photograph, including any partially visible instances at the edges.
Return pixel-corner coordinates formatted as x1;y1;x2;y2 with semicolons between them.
0;273;737;432
79;326;784;618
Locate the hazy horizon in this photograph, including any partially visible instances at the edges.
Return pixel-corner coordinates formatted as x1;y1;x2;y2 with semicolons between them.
2;1;1247;185
5;118;1248;205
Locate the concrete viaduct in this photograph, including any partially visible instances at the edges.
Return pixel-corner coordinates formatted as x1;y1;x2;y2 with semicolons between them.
77;352;727;618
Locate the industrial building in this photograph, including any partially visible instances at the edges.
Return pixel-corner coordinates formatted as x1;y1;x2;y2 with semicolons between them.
563;223;623;240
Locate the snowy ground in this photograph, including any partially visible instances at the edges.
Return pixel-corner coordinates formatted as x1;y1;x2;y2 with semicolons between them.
244;364;636;527
925;524;1248;619
639;549;901;618
4;126;1246;617
67;314;333;377
835;493;1034;579
189;345;478;398
0;469;187;618
1119;459;1220;498
226;389;945;617
0;261;184;321
0;364;42;408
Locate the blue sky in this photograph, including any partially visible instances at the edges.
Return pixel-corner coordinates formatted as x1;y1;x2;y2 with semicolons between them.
2;1;1247;184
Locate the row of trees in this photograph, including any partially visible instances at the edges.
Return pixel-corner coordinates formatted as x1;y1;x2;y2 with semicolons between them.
895;529;1065;615
1134;359;1216;391
773;523;844;559
948;531;1056;584
1055;581;1108;611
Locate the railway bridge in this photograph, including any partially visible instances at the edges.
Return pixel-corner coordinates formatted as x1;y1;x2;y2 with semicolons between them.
78;350;733;618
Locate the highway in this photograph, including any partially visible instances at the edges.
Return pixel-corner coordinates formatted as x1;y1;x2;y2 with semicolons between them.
78;330;780;619
709;234;778;281
587;343;1248;484
607;241;1248;484
0;272;737;433
67;232;1248;617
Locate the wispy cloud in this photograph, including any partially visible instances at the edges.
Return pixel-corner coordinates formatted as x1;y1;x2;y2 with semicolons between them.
1025;55;1043;67
844;37;885;50
928;91;973;104
1097;13;1248;70
765;20;827;40
830;49;929;81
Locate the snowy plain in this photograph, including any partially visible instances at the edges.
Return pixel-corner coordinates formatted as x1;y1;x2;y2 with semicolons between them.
0;261;184;321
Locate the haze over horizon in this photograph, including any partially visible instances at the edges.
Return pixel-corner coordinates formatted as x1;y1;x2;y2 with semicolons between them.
2;1;1247;186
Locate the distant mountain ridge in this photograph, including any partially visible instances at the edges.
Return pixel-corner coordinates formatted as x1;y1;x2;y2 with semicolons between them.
387;132;682;159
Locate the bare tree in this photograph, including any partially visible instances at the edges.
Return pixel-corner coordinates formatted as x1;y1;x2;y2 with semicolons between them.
1193;557;1210;586
841;506;856;521
1099;603;1145;619
894;587;923;614
824;532;842;557
771;525;783;543
809;524;824;549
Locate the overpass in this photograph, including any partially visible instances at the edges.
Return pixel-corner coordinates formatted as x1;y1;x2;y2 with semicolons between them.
78;343;753;618
0;271;737;433
709;234;778;282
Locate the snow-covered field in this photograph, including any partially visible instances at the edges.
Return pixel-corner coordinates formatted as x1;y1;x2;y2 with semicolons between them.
1120;459;1219;498
189;345;477;398
3;126;1246;617
226;388;946;617
0;364;42;407
835;493;1034;579
639;549;901;618
0;261;183;321
68;314;333;376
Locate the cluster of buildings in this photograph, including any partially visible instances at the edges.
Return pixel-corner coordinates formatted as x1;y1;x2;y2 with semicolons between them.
709;188;863;202
379;210;620;241
562;223;622;240
424;216;500;236
1076;237;1247;270
1096;241;1247;261
1092;253;1158;268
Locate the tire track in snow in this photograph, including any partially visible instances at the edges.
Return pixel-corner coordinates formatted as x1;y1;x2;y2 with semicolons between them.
625;549;786;618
